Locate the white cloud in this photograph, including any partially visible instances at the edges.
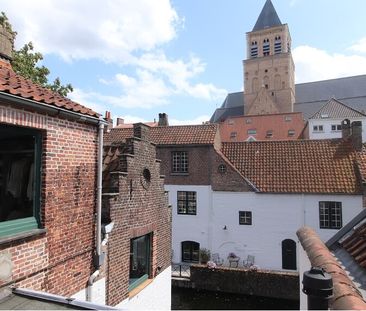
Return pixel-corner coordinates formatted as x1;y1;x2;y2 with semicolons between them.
117;115;148;124
3;0;180;63
349;37;366;53
293;45;366;83
170;115;211;125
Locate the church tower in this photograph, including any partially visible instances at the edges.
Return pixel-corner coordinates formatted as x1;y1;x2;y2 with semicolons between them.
243;0;295;115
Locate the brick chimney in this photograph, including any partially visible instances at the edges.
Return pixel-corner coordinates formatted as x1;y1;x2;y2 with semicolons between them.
104;111;113;132
158;113;169;126
341;119;351;140
0;19;15;68
351;121;363;151
116;118;124;126
133;123;150;141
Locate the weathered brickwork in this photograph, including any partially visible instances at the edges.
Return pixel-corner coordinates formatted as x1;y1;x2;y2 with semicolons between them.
157;145;251;192
103;125;171;306
0;104;98;296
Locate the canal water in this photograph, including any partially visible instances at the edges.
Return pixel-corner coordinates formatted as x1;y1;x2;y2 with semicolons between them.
172;287;299;310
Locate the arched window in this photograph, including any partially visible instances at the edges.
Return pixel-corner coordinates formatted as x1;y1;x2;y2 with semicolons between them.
282;239;296;270
274;36;282;54
263;76;269;89
263;38;270;56
251;41;258;58
181;241;200;262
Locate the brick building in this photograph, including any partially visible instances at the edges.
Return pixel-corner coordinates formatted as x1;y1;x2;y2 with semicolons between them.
0;24;103;302
106;116;365;272
101;123;171;309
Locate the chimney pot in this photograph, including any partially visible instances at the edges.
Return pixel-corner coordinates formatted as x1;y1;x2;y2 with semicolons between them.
133;123;150;141
104;111;113;132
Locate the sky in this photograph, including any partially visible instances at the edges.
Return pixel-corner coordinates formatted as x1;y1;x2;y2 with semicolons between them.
2;0;366;125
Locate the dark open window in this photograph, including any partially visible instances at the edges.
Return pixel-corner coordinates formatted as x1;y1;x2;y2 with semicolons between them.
177;191;196;215
0;124;42;237
129;233;151;291
172;151;188;173
181;241;199;262
319;201;342;229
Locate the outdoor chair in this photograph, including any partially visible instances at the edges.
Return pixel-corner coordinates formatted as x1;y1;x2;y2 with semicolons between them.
212;253;224;266
243;255;255;268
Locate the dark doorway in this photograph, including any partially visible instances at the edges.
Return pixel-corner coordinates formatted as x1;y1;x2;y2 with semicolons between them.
282;239;297;270
181;241;199;262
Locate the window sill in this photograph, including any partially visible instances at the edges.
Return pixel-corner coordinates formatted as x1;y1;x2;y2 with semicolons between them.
0;228;47;246
129;278;153;298
171;173;189;176
177;213;197;216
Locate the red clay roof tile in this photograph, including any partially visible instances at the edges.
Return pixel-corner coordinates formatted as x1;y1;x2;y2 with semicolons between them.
104;124;219;146
221;139;362;194
0;65;99;118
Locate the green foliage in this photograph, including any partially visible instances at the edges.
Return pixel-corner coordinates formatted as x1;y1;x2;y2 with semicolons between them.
0;12;73;97
199;248;211;263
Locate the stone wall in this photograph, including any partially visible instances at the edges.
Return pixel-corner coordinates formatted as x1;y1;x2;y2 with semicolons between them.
188;265;299;300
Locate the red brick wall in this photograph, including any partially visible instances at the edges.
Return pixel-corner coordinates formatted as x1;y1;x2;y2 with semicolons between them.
104;133;171;306
0;104;97;296
157;145;251;192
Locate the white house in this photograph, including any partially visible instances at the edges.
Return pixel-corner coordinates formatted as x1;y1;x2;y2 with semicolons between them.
304;98;366;142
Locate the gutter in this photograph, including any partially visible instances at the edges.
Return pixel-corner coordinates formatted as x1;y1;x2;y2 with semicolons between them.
0;91;104;125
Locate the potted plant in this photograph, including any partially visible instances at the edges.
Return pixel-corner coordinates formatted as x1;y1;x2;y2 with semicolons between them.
199;248;211;264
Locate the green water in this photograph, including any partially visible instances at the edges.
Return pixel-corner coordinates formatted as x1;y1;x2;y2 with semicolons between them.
172;287;299;310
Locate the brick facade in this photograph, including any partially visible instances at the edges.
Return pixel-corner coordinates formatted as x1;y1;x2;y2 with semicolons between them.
103;124;171;306
0;103;98;296
157;145;251;192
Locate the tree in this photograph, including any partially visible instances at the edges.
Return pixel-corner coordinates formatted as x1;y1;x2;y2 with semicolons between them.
0;12;73;97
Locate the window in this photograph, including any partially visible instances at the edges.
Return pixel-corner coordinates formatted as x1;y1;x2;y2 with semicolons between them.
177;191;196;215
250;41;258;58
331;124;342;131
263;38;270;56
172;151;188;173
266;130;273;138
247;129;257;135
285;116;292;122
313;125;324;132
181;241;199;262
230;132;237;139
129;234;151;291
239;211;252;225
319;201;342;229
218;164;227;174
0;124;42;237
274;36;282;54
288;130;295;137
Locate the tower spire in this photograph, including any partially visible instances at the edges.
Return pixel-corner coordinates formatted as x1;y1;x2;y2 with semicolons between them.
253;0;282;31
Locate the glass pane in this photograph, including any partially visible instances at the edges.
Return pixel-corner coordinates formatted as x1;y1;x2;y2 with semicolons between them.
130;235;150;282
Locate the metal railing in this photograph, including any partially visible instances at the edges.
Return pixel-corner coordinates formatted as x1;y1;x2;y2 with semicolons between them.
171;263;191;278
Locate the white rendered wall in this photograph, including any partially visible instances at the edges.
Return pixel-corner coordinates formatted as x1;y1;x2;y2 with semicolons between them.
116;266;171;310
308;118;366;142
72;277;106;305
166;185;212;263
211;192;362;270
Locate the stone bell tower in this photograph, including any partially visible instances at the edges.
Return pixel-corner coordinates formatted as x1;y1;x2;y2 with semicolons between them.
243;0;295;115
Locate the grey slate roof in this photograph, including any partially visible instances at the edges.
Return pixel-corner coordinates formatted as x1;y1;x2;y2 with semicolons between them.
210;74;366;122
309;98;366;120
252;0;282;31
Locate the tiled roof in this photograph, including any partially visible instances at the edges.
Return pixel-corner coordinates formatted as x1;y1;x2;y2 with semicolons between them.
115;121;158;128
297;226;366;310
310;98;366;120
104;124;219;146
0;64;99;117
220;112;304;142
221;139;362;194
340;222;366;270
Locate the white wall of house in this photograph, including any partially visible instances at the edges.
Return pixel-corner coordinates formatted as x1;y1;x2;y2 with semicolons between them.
298;244;311;310
308;118;366;141
117;266;171;310
166;185;212;263
72;278;106;305
168;184;363;271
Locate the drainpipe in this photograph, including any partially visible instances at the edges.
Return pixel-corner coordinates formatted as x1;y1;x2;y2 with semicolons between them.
87;121;105;302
